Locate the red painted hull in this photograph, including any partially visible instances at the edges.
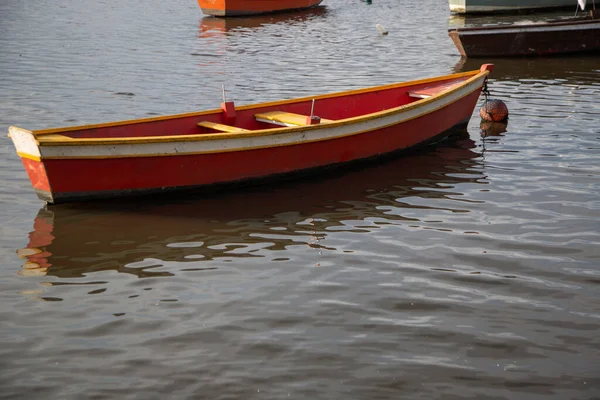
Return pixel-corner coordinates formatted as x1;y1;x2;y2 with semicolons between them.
9;66;493;204
197;0;323;17
32;101;474;203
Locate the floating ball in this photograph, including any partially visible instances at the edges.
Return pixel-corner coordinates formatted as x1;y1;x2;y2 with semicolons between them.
480;99;508;122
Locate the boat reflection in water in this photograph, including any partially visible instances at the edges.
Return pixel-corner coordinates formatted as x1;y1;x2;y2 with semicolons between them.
198;6;327;37
17;137;485;279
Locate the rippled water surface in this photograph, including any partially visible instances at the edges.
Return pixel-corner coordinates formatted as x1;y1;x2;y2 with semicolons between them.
1;0;599;399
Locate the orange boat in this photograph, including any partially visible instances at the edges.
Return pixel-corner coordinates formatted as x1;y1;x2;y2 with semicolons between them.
197;0;323;17
8;65;493;204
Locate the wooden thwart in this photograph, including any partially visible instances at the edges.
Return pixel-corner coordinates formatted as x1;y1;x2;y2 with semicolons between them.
197;121;249;133
408;82;458;99
255;111;334;127
36;134;74;142
408;91;434;99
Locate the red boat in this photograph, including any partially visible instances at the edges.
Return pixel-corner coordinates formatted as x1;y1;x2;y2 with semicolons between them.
197;0;323;17
8;64;493;204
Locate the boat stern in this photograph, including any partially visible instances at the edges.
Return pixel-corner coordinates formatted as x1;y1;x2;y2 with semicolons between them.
9;126;41;159
8;126;54;203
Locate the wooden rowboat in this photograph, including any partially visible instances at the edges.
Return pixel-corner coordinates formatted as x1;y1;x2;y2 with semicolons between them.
197;0;323;17
448;12;600;57
8;64;493;204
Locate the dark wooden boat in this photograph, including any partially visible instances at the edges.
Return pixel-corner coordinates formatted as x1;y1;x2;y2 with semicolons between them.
448;11;600;57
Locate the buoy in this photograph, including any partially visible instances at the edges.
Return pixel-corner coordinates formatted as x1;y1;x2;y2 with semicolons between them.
376;24;388;35
480;99;508;122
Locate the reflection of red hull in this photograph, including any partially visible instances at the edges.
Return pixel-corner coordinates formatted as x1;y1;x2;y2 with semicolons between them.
198;0;323;17
16;137;481;278
9;66;492;204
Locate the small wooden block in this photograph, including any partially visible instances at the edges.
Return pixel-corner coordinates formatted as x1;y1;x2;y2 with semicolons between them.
255;111;333;127
37;134;75;142
408;81;459;99
197;121;249;133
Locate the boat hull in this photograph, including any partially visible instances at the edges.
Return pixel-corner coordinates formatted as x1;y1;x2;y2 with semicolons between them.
9;67;491;204
449;19;600;57
197;0;323;17
25;117;474;204
449;0;573;14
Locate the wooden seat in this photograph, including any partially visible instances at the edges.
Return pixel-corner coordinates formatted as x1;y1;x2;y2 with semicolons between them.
197;121;249;133
255;111;334;127
408;91;434;99
36;134;75;142
408;82;458;99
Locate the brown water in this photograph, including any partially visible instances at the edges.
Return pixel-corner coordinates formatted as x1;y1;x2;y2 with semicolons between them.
1;0;599;399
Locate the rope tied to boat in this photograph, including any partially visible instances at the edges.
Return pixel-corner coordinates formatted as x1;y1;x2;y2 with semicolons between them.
482;79;490;103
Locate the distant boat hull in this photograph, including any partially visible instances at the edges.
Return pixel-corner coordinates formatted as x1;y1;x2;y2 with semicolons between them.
449;0;573;14
197;0;323;17
9;66;492;204
449;18;600;57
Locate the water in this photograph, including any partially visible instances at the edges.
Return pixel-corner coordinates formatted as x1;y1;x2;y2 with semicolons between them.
1;0;599;399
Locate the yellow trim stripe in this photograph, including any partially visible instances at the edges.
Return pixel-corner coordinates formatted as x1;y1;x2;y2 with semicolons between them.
17;152;42;162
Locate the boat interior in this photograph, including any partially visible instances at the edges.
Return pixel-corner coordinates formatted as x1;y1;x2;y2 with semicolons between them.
32;73;476;141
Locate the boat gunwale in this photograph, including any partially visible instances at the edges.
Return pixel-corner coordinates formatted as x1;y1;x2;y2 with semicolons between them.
13;70;486;147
